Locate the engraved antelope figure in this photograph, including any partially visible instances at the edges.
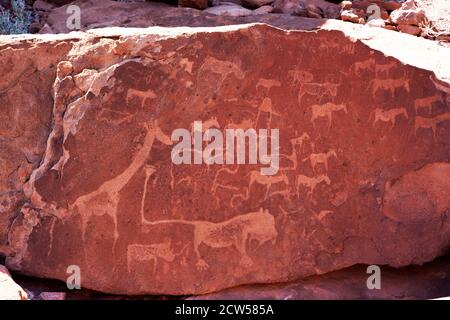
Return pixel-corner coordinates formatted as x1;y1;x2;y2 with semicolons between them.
126;88;156;107
352;58;375;75
415;112;450;139
311;103;348;130
303;150;337;173
298;82;339;105
247;170;290;200
372;78;410;97
295;174;331;198
372;107;408;129
256;78;281;91
414;96;441;114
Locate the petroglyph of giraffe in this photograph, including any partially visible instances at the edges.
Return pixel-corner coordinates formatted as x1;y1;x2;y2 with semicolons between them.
247;170;289;200
296;174;331;198
311;103;348;129
414;96;442;114
71;122;170;259
414;112;450;138
303;150;337;172
127;242;189;273
140;165;157;224
140;208;278;270
372;78;410;97
372;107;408;129
72;123;156;253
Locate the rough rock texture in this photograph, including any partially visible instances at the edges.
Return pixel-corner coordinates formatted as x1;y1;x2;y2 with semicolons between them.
179;0;209;10
40;0;329;33
190;257;450;299
0;21;450;295
11;255;450;299
390;0;427;26
204;3;254;17
273;0;340;18
0;265;28;300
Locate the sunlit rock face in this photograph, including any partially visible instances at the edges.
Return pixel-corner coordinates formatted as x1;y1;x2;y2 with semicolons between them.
0;22;449;295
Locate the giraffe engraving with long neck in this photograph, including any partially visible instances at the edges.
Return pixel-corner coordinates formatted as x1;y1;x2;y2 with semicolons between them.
71;122;159;259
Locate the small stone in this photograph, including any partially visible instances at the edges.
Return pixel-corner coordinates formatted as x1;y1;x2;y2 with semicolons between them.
390;0;427;26
397;24;422;36
383;0;401;11
341;9;365;24
57;61;73;79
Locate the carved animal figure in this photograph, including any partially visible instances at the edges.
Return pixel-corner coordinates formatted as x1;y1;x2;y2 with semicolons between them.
415;112;450;138
141;209;278;270
247;170;289;200
303;150;337;172
126;88;156;106
311;103;348;129
414;96;441;114
296;174;331;197
372;78;410;97
372;107;408;129
127;242;188;273
280;132;310;170
299;82;339;105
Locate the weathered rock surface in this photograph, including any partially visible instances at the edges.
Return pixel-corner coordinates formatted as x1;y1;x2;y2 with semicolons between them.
204;3;254;17
390;0;427;26
10;255;450;299
189;257;450;299
0;265;28;300
40;0;327;33
0;21;450;295
273;0;340;18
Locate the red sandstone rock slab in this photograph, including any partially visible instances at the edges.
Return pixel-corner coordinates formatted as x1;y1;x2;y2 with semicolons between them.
0;23;449;295
189;257;450;299
10;255;450;299
41;0;327;33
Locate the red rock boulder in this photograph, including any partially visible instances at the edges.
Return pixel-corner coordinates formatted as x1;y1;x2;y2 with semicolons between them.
0;23;449;295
